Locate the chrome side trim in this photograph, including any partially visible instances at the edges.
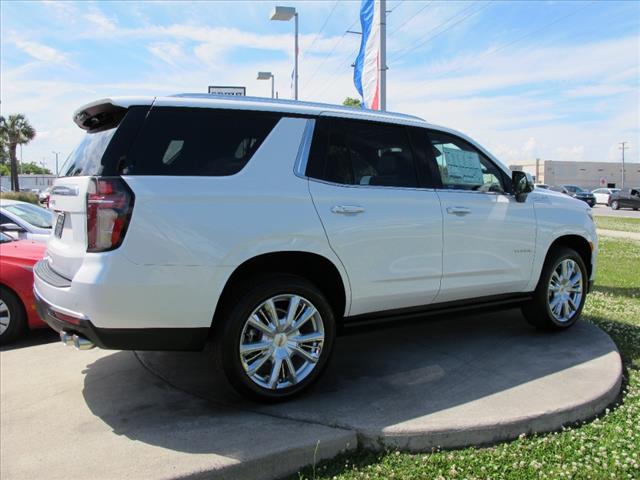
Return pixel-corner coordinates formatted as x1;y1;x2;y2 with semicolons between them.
33;285;90;321
293;118;316;178
308;176;437;192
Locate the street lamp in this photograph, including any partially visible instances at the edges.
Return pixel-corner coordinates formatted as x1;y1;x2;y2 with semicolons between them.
52;151;60;176
270;5;298;100
257;71;275;99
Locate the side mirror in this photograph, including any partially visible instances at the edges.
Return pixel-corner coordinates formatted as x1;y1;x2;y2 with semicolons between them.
512;171;534;202
0;223;26;233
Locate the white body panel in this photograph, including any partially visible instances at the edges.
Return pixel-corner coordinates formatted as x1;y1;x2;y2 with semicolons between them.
309;181;443;316
435;190;536;302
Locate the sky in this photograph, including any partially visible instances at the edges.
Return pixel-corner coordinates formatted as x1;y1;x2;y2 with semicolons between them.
1;0;638;173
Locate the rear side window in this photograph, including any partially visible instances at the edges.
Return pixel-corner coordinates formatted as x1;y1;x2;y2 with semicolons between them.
307;118;418;188
124;108;282;176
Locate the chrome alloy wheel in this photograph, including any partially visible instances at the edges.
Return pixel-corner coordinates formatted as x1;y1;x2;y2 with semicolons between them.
239;294;325;390
547;259;583;323
0;299;10;335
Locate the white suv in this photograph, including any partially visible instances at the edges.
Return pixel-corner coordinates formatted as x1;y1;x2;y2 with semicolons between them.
34;95;597;401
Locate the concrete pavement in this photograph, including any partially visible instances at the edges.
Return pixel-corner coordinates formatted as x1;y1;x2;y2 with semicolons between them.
1;310;622;479
597;228;640;241
592;204;640;218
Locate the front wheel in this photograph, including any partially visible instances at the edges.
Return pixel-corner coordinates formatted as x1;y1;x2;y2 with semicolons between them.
611;200;620;210
214;274;336;402
522;247;588;330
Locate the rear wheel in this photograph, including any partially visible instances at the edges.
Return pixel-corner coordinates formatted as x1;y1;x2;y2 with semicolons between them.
214;274;336;402
611;200;619;210
0;287;27;345
522;247;588;330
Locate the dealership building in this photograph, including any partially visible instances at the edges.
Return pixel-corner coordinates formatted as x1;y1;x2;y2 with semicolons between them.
509;161;640;190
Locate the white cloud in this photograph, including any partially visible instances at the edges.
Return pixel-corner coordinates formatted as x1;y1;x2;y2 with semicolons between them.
84;12;117;33
10;37;69;65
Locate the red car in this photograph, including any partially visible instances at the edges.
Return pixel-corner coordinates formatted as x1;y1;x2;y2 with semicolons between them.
0;232;47;344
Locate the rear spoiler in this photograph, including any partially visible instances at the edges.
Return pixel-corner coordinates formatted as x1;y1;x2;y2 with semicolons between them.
73;97;155;132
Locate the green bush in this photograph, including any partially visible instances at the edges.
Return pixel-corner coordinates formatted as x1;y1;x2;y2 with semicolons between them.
0;191;40;205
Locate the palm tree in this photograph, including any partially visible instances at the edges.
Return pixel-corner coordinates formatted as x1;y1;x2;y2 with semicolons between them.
0;114;36;191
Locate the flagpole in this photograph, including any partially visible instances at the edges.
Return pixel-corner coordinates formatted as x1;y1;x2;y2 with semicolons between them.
379;0;386;110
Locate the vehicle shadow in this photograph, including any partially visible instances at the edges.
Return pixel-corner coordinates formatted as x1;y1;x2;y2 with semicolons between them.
0;328;57;352
81;308;620;454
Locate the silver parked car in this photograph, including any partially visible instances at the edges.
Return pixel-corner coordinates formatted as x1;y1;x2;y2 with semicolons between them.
0;199;52;242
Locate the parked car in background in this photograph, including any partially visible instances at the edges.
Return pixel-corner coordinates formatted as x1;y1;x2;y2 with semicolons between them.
0;199;52;242
535;184;549;189
39;186;52;207
549;185;596;207
34;95;597;401
0;231;47;344
591;187;620;205
608;188;640;210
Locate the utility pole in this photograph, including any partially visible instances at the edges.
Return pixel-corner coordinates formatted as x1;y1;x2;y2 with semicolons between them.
619;142;628;189
379;0;387;111
535;158;540;184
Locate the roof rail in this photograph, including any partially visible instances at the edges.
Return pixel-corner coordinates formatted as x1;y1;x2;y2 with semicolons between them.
169;93;424;122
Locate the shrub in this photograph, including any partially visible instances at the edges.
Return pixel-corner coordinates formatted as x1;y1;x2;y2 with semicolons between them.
0;191;39;205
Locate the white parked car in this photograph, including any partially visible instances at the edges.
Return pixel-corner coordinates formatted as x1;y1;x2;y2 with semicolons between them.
591;187;620;205
34;95;598;401
0;199;52;242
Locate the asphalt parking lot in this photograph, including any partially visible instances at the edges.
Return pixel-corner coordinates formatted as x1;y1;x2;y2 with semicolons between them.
592;204;640;218
1;310;621;480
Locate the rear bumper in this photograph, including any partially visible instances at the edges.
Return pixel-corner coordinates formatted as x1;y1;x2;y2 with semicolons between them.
34;286;208;351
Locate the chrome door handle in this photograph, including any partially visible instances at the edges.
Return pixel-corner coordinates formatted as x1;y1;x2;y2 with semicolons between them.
331;205;365;215
446;206;471;216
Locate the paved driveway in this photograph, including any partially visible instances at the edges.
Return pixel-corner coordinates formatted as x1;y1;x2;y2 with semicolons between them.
1;311;621;480
592;204;640;218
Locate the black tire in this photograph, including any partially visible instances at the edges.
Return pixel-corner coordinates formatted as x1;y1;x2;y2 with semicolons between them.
610;200;619;210
522;247;588;331
214;274;336;402
0;286;27;345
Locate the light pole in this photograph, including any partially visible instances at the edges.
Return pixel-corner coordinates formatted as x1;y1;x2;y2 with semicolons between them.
270;6;298;100
52;151;60;176
257;72;275;98
619;142;628;189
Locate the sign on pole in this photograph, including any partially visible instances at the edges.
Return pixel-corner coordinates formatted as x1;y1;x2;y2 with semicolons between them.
208;86;246;96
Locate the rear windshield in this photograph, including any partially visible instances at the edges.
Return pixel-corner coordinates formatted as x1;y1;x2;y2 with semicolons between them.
60;128;117;177
123;107;282;176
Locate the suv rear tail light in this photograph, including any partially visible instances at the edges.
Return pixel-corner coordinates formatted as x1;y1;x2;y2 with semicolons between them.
86;177;134;252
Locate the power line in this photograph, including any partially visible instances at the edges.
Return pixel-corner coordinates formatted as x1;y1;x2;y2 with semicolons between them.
422;0;596;83
389;1;434;36
388;0;405;15
392;1;492;65
299;0;340;63
301;16;360;92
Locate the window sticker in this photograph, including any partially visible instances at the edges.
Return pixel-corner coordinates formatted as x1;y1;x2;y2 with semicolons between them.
441;146;484;186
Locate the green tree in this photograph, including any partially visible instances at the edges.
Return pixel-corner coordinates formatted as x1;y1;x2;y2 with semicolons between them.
21;162;52;175
0;117;9;165
343;97;362;108
0;114;36;191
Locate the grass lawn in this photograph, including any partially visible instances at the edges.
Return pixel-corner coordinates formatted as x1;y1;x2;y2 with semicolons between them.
294;238;640;480
595;216;640;234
